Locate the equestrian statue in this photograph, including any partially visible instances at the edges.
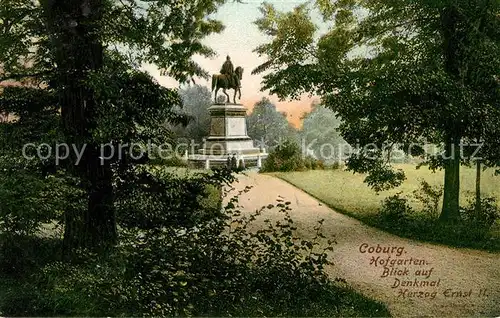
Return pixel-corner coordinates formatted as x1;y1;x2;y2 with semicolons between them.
211;55;243;104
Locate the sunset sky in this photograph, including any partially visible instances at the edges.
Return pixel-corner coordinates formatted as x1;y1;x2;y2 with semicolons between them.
145;0;318;128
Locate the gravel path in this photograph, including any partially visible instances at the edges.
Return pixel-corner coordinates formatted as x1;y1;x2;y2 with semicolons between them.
226;172;500;318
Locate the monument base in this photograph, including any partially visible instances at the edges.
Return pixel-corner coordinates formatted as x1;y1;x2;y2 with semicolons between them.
187;103;268;169
187;152;267;170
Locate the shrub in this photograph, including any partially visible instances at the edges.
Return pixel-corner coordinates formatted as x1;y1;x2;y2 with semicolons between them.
262;140;305;172
149;152;188;167
0;236;61;279
115;166;231;230
0;156;58;236
262;140;326;172
379;194;413;230
412;179;443;218
0;155;80;276
373;194;499;249
461;197;500;230
325;161;343;170
2;191;388;317
315;158;325;170
304;156;324;170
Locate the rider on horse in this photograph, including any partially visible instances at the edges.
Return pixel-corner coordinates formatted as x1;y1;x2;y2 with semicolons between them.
212;56;243;103
220;56;241;88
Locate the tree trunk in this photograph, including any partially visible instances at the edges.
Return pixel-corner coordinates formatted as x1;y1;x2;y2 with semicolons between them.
438;6;464;223
84;145;116;248
44;0;117;252
475;159;481;214
440;139;461;222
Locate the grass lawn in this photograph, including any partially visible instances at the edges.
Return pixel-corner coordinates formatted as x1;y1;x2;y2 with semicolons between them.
273;164;500;251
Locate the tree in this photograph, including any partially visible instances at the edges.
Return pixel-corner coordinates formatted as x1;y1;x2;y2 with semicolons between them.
252;0;500;222
247;97;297;149
300;101;345;163
0;0;228;250
172;84;212;144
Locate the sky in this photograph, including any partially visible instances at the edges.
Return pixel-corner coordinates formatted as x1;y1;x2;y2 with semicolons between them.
145;0;318;128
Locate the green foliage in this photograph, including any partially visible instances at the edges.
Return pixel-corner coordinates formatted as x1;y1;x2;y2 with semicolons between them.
379;194;412;230
164;155;189;167
0;157;56;236
325;161;344;170
0;154;82;277
0;235;62;280
303;155;324;170
0;0;233;250
300;102;346;163
247;97;297;149
262;139;305;172
0;190;389;317
379;193;499;248
253;0;500;220
461;197;500;230
262;139;326;173
0;0;227;84
0;153;83;240
115;166;230;230
253;4;318;99
87;60;189;145
170;84;212;143
364;166;406;193
412;180;444;218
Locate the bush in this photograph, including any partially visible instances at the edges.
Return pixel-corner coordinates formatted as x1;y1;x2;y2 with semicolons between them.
412;179;443;218
262;140;326;172
325;161;344;170
56;199;338;316
0;236;61;279
262;140;305;172
115;166;230;230
461;197;500;230
379;194;413;230
0;156;61;236
1;190;388;317
304;156;324;170
0;155;80;277
371;193;499;250
149;153;188;167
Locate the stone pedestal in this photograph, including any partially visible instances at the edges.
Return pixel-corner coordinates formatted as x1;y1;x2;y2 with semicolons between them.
188;103;267;169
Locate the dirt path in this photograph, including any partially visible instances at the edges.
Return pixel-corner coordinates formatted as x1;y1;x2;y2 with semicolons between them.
226;172;500;318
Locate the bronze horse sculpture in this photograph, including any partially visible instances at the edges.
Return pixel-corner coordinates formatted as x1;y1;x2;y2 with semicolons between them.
211;66;243;104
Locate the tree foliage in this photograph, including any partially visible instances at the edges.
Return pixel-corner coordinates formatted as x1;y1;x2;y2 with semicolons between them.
253;0;500;221
0;0;230;250
171;84;212;144
247;97;297;149
300;101;345;162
